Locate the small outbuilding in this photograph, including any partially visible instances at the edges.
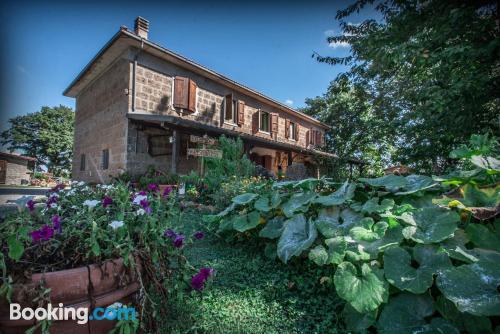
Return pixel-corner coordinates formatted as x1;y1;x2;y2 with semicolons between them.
0;152;36;185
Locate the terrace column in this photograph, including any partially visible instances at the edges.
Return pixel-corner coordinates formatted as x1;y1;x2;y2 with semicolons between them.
171;129;179;174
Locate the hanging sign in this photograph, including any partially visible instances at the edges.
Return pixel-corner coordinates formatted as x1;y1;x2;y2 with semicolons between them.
187;148;222;159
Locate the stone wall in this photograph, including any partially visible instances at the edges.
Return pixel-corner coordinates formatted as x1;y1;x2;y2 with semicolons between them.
72;58;130;183
5;159;31;185
132;53;325;150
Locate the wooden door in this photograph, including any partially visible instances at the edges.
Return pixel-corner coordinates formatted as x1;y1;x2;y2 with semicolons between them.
0;160;6;184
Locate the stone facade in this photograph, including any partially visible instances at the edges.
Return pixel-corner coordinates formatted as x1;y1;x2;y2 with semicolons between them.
72;58;130;183
0;153;34;185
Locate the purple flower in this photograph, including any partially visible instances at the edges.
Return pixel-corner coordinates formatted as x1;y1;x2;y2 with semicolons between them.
144;206;152;215
193;231;204;240
30;225;55;243
46;195;57;208
164;229;176;238
190;267;214;291
139;199;149;208
52;215;62;233
147;183;159;192
163;186;173;197
173;234;185;248
50;184;65;193
102;196;113;208
138;191;147;196
26;200;35;212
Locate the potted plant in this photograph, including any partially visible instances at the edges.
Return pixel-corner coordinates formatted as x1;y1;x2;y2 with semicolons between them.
0;181;212;333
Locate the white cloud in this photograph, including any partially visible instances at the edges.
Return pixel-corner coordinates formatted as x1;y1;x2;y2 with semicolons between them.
329;41;350;49
285;99;294;105
323;29;336;36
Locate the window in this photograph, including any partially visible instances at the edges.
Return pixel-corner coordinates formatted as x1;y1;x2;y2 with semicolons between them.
290;122;297;140
80;154;85;171
224;94;237;124
102;149;109;170
260;111;270;132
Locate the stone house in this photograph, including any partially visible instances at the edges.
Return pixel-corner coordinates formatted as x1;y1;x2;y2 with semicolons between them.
0;152;36;185
64;17;332;183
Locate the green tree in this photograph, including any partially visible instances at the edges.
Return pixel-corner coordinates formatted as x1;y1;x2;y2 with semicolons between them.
1;105;74;176
314;0;499;174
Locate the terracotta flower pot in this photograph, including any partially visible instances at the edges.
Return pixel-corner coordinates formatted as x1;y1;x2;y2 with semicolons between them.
158;184;177;194
0;257;142;334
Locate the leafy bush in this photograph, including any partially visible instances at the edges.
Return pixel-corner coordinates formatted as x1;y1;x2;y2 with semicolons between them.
206;149;499;332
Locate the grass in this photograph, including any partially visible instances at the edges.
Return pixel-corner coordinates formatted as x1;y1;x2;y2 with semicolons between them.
159;209;346;334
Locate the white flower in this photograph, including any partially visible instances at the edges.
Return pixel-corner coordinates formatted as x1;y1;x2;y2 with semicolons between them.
136;208;146;216
109;220;124;229
83;199;100;208
133;194;147;205
77;181;85;187
50;203;58;209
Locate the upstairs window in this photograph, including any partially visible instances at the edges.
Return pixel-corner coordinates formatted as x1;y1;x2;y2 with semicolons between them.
260;111;270;132
102;149;109;170
224;94;237;124
290;122;297;140
80;154;86;171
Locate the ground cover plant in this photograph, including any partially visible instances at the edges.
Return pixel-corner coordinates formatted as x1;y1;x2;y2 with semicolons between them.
0;182;213;333
207;137;500;333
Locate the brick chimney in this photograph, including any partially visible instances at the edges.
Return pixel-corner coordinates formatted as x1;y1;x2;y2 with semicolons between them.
134;17;149;39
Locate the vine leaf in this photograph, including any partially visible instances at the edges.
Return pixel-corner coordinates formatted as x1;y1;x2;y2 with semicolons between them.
401;207;459;244
313;181;356;206
334;262;389;313
277;214;317;263
436;260;500;316
383;245;451;294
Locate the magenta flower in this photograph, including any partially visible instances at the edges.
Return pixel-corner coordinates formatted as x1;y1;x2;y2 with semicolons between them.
164;229;176;238
52;215;62;233
193;231;204;240
190;267;214;291
30;225;55;243
26;200;35;212
46;195;57;208
138;191;147;196
173;234;185;248
147;183;159;192
163;186;173;197
102;196;113;208
139;198;152;214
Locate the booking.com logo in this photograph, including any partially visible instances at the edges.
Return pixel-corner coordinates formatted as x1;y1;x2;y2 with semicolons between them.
10;302;136;324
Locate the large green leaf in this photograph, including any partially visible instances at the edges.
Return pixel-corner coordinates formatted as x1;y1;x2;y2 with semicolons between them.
462;184;499;207
7;235;24;261
401;207;459;244
334;262;389;313
471;155;500;172
277;214;317;263
232;210;261;232
441;229;478;263
308;245;329;266
435;295;493;334
342;304;377;333
324;236;346;264
314;207;340;238
359;174;408;191
258;216;285;239
340;208;364;232
436;260;500;316
465;223;500;252
254;193;282;212
281;192;317;218
395;175;438;195
357;225;404;258
350;217;388;241
377;292;434;334
232;193;258;205
313;181;356;206
384;245;451;294
361;198;395;214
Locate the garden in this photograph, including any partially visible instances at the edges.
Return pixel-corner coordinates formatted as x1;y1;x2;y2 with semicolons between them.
0;133;498;333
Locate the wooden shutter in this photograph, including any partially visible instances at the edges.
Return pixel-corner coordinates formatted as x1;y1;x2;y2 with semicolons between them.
237;100;245;126
319;132;324;146
285;119;290;138
271;113;279;134
264;155;273;170
173;76;189;109
252;110;260;133
315;130;321;146
295;124;300;141
306;130;310;146
188;79;197;112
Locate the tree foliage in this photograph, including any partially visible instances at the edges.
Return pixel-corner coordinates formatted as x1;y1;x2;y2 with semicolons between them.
307;0;499;174
1;105;74;176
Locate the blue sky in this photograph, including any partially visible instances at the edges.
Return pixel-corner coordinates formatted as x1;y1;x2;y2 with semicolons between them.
0;0;375;133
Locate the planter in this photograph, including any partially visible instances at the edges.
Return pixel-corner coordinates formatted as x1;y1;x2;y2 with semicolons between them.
158;184;177;194
0;257;141;334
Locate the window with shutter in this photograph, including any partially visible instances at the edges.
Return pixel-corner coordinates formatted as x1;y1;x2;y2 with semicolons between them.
285;119;290;138
188;79;197;112
252;110;260;133
271;113;278;134
295;123;300;142
260;111;270;132
224;94;234;123
316;131;321;146
306;130;310;146
102;149;109;170
237;100;245;126
173;76;189;109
